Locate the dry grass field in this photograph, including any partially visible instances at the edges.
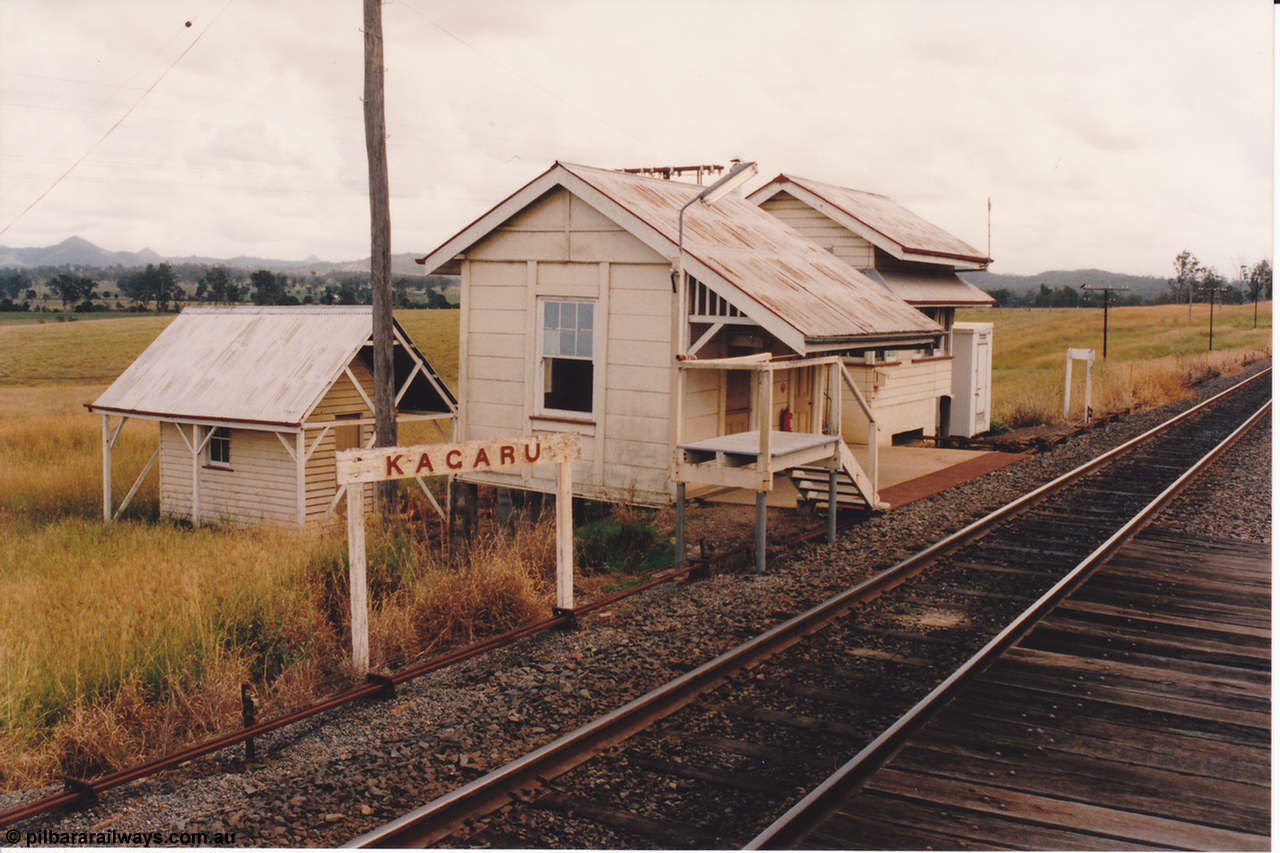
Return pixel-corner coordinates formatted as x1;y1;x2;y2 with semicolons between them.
0;302;1270;790
959;301;1271;426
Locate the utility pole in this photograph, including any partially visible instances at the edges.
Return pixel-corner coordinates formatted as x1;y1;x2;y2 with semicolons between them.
363;0;396;513
1080;283;1127;358
1205;282;1225;351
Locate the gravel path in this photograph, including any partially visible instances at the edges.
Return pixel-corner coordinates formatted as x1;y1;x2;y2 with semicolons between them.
5;362;1270;847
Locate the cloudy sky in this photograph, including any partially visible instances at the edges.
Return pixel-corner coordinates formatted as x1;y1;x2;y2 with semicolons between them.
0;0;1272;275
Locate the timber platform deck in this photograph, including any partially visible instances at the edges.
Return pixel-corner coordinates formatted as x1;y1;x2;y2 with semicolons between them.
797;526;1271;851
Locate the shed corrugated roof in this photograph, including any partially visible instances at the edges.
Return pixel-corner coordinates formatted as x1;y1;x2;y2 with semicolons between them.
753;175;991;264
859;268;995;307
89;306;452;426
557;163;940;342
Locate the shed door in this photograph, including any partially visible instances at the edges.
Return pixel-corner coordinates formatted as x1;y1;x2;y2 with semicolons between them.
724;371;751;434
974;338;990;421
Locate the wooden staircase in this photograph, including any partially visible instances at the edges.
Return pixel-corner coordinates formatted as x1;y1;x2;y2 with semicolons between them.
790;442;884;511
790;465;869;510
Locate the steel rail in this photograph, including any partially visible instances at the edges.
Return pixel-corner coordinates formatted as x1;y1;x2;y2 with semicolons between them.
348;370;1270;848
1;368;1265;831
0;507;833;828
745;397;1272;850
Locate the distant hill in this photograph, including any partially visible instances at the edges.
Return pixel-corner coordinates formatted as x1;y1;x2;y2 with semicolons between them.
0;236;426;277
963;268;1171;299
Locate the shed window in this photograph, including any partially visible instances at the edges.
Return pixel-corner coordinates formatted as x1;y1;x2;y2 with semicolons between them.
539;299;594;414
207;427;231;467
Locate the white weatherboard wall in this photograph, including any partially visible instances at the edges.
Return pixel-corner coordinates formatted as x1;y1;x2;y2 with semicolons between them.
304;359;376;521
758;192;875;267
159;424;297;525
841;356;953;445
458;187;680;504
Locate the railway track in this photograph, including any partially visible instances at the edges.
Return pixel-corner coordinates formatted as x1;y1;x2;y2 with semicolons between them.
350;368;1271;849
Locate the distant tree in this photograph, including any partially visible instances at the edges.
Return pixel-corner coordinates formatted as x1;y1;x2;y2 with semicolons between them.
152;263;177;311
1168;250;1200;311
250;269;285;305
336;285;360;305
986;287;1015;307
0;269;30;300
1248;258;1272;301
425;289;451;309
392;277;414;308
50;272;96;309
117;270;149;308
24;288;37;301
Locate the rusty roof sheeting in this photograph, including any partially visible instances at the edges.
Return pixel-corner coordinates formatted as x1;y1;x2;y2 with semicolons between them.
760;175;991;264
859;268;995;307
89;306;452;425
559;163;940;342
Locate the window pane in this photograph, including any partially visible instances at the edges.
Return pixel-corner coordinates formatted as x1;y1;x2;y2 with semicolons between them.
577;329;592;357
577;302;593;331
544;301;559;330
543;327;558;356
560;330;575;355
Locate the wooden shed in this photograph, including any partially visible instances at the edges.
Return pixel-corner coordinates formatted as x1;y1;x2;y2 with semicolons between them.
415;161;948;509
748;175;995;441
88;306;455;527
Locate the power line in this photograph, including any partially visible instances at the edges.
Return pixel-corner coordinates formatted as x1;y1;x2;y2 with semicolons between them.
0;0;235;237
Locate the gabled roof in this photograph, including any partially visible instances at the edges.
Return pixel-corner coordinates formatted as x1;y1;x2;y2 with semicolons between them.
416;162;941;354
860;269;995;308
89;306;455;427
748;175;992;268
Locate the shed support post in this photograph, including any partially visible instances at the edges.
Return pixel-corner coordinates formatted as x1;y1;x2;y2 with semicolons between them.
674;481;685;572
346;485;369;675
827;467;838;544
191;425;200;526
296;431;306;529
102;415;111;522
555;457;574;611
754;490;767;574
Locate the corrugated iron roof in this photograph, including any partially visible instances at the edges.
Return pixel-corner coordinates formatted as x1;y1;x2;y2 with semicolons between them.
557;163;940;342
752;175;991;264
89;306;453;426
859;268;995;307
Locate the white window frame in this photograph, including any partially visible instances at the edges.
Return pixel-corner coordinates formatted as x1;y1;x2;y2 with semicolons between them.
206;426;231;468
535;297;596;419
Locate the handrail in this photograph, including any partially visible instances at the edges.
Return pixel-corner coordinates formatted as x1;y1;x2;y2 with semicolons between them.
840;362;877;489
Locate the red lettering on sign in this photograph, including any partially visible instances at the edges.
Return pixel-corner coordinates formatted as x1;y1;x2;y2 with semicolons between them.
474;447;490;467
446;449;462;469
414;452;434;474
523;442;541;463
499;445;515;465
385;454;404;476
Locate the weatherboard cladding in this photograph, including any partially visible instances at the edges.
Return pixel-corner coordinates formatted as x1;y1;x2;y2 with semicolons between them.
90;306;448;426
755;175;990;264
419;162;941;346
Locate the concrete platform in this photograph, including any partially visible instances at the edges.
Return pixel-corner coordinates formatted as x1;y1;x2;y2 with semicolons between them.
695;444;1026;509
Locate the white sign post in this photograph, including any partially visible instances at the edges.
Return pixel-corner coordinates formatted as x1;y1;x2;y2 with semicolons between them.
1064;347;1096;424
336;433;579;674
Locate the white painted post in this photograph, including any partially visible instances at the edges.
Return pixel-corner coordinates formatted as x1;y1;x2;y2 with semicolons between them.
191;424;201;526
555;456;574;610
1063;353;1074;420
296;431;306;529
346;485;370;675
102;414;112;522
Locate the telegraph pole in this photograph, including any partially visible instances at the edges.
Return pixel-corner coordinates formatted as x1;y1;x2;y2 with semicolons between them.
364;0;396;513
1080;283;1127;358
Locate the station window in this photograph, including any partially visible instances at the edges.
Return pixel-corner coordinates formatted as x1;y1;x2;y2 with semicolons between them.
539;299;594;414
207;427;231;467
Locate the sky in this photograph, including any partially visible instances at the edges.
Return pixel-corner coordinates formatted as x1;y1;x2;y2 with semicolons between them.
0;0;1273;276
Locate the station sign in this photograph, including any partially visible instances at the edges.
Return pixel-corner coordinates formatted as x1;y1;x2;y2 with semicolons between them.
336;434;579;484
